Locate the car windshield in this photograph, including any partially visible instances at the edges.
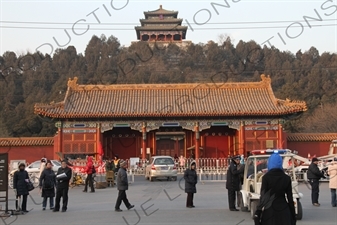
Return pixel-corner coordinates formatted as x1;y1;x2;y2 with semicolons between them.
52;161;61;166
246;155;295;178
154;158;174;165
29;161;41;168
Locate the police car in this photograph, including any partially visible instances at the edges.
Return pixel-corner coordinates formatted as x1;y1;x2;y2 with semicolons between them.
239;149;303;220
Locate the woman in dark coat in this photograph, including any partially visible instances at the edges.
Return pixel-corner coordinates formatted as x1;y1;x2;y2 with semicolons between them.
254;153;296;225
39;160;56;210
184;160;197;208
13;163;29;213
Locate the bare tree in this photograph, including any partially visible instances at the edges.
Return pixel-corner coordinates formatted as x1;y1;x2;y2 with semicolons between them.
298;103;337;132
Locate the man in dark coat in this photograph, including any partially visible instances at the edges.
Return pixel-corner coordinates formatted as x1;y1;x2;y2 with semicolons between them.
226;155;244;211
184;160;197;208
254;153;296;225
13;163;29;213
53;160;72;212
115;160;134;212
39;160;56;210
307;157;325;206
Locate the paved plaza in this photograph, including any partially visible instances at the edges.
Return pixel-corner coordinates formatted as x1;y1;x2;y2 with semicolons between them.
1;175;336;225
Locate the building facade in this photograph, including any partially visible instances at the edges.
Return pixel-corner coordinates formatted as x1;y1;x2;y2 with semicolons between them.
2;133;337;163
32;74;307;161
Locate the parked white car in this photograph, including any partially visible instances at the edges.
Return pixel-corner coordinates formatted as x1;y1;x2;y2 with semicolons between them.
9;160;61;175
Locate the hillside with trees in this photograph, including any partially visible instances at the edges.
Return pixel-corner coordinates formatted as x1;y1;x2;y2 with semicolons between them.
0;34;337;137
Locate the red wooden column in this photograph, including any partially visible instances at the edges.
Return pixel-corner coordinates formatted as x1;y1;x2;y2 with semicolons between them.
195;122;200;163
239;121;245;155
142;122;147;160
96;123;101;161
278;123;284;148
57;127;62;160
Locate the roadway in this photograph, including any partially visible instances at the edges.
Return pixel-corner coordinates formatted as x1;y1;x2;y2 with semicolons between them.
1;175;336;225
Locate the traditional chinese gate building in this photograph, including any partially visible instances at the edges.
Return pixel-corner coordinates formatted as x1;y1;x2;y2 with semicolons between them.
34;75;307;161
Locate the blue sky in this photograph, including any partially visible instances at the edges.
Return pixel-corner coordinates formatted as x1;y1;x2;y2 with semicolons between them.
1;0;336;56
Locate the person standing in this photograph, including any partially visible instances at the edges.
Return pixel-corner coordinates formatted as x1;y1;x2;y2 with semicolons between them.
83;156;95;193
38;158;46;178
105;158;115;187
114;155;121;185
13;163;29;213
39;160;56;210
184;161;197;208
254;153;296;225
179;155;185;168
226;155;244;211
54;160;72;212
307;157;325;206
114;155;121;173
327;157;337;207
115;160;134;212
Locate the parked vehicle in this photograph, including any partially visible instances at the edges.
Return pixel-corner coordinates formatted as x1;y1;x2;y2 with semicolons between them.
9;160;61;175
145;156;177;181
240;149;303;220
8;160;61;189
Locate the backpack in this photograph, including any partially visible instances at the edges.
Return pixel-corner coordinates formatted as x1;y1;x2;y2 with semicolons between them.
43;177;54;190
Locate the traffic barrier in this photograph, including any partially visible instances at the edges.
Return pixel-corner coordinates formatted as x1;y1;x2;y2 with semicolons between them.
124;158;229;176
198;169;227;182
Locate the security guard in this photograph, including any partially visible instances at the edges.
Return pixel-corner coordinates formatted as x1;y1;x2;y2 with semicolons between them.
307;157;325;206
226;155;245;211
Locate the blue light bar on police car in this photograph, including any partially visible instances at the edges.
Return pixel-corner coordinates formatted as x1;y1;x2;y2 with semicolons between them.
251;149;289;155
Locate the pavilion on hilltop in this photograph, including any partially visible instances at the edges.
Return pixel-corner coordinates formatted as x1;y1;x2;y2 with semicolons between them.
33;74;307;161
134;5;191;47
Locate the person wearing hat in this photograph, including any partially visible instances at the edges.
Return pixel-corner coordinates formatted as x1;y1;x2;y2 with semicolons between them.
253;153;296;225
327;157;337;207
13;163;30;213
184;160;197;208
307;157;325;206
226;155;244;211
115;160;134;212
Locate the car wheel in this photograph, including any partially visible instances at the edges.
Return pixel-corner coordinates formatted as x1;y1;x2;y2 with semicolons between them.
296;199;303;220
250;201;258;219
150;177;154;182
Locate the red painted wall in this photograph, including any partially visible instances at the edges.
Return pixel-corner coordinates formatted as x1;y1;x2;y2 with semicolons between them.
0;146;54;164
204;135;229;158
287;141;331;157
109;138;138;159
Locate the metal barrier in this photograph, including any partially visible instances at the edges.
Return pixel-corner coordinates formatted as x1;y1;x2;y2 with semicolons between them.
94;172;135;184
125;158;229;177
198;169;227;182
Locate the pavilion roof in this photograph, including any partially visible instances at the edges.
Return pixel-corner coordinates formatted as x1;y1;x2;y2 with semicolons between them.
34;75;307;119
144;5;178;17
140;18;183;24
0;137;54;147
135;25;187;31
287;133;337;142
